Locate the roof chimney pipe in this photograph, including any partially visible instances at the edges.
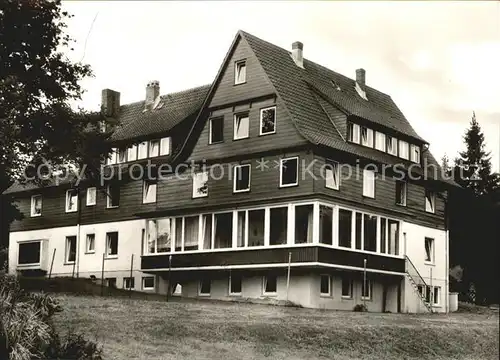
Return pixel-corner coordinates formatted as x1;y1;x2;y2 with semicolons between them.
291;41;304;69
145;80;160;111
356;68;366;87
101;89;120;118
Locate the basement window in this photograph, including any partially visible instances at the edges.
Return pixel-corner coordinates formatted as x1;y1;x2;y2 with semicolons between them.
320;275;331;296
234;60;246;85
229;274;242;296
199;278;211;296
65;236;77;263
65;189;78;213
123;277;135;290
341;276;353;298
260;106;276;135
105;232;119;257
233;164;251;192
263;275;277;295
209;117;224;144
18;241;41;266
30;195;42;217
280;157;299;187
361;279;373;300
142;276;155;290
234;112;249;140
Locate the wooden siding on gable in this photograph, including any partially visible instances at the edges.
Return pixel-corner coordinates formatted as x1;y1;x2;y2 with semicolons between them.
189;97;307;162
209;36;275;108
311;154;446;229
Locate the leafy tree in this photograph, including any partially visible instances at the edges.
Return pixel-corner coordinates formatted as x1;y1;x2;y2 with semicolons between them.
453;112;500;195
0;0;113;248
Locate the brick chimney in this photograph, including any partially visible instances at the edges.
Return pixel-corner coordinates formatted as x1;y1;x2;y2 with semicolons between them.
291;41;304;68
356;68;366;87
145;80;160;111
101;89;120;117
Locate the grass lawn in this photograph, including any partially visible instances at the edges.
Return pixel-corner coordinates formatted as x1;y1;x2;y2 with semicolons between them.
53;295;499;360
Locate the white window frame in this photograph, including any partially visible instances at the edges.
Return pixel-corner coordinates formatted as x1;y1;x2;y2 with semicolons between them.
65;236;76;264
127;144;138;162
233;164;251;193
17;240;42;266
361;279;373;300
425;237;435;264
410;144;421;163
86;187;96;206
361;127;374;148
192;171;208;198
325;160;340;190
375;131;386;152
399;140;410;160
234;60;246;85
138;141;148;159
387;136;398;156
209;117;224;144
85;233;95;254
279;157;299;188
320;274;331;297
105;232;118;258
149;139;160;158
160;137;171;156
106;184;119;208
229;274;242;296
30;195;42;217
142;180;157;204
123;277;135;290
425;190;435;213
363;169;375;198
341;277;353;299
142;276;155;290
262;275;278;296
233;112;249;140
348;123;361;144
65;189;78;213
259;106;276;135
395;180;407;206
199;278;211;296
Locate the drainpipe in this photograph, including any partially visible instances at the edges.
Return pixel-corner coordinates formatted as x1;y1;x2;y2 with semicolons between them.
76;187;82;278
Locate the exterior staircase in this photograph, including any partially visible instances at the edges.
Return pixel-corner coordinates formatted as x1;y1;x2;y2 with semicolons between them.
405;255;433;313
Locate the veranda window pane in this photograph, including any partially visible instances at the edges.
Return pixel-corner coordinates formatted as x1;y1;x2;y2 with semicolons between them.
270;207;287;245
184;216;199;251
295;205;313;244
319;205;333;245
248;209;265;246
214;213;233;249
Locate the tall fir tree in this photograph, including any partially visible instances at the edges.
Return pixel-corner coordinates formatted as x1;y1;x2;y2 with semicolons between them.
453;112;500;195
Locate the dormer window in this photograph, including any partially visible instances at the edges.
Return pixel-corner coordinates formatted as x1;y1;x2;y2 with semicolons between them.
387;136;397;156
138;141;148;159
106;148;117;165
361;127;374;148
375;132;386;152
160;137;171;156
399;140;409;160
128;145;137;162
117;147;127;164
411;144;421;163
149;140;160;158
347;123;360;144
234;60;246;85
355;81;368;101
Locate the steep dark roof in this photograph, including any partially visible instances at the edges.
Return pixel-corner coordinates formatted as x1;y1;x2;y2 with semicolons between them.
238;31;453;184
110;84;210;142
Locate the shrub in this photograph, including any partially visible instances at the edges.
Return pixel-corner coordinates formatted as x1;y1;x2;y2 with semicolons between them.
0;272;102;359
353;304;368;312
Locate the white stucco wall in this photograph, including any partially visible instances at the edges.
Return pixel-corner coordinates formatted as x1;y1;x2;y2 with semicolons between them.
402;222;448;313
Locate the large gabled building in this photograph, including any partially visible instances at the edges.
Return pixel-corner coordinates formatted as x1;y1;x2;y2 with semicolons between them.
5;31;454;312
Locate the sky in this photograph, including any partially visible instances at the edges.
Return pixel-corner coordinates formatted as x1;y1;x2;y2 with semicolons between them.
62;1;500;172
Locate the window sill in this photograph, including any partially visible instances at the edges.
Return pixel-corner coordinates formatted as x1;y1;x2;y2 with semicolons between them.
424;261;436;266
105;255;118;260
233;188;250;194
325;185;339;191
395;203;407;207
229;293;242;297
64;262;76;266
320;293;332;298
65;209;78;213
30;214;42;218
262;293;277;297
259;130;276;136
142;200;157;205
192;195;208;199
208;141;224;145
86;203;96;207
341;296;353;300
85;251;96;255
106;206;119;209
279;183;299;188
233;136;250;141
198;293;211;297
142;287;155;291
361;297;372;301
362;195;375;199
233;81;247;86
